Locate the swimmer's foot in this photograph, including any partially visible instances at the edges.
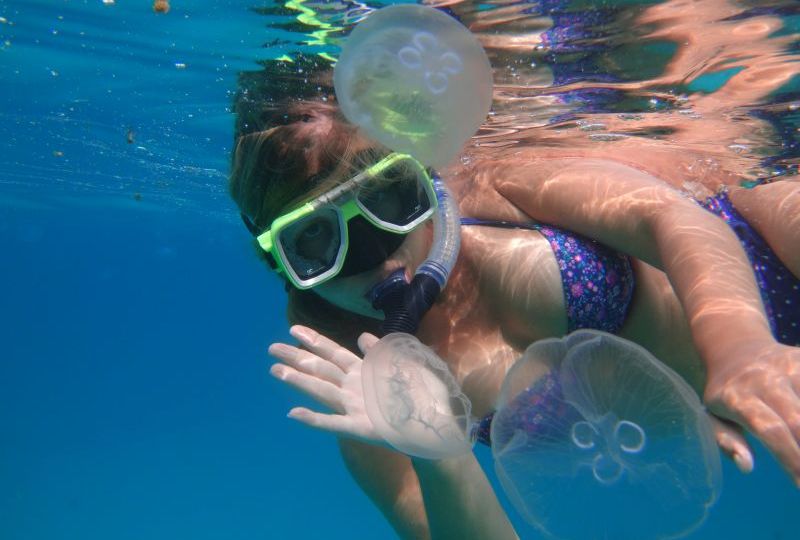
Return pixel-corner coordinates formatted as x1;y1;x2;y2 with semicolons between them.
710;415;754;474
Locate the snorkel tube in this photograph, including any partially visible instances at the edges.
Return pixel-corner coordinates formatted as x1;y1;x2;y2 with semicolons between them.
369;173;461;335
334;4;492;334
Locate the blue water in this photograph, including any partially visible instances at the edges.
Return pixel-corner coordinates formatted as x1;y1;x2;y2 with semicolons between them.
1;1;798;539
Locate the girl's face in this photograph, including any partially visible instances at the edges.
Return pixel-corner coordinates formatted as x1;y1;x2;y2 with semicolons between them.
313;224;432;319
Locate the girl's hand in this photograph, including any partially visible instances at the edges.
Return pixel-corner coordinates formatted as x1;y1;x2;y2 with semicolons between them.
704;342;800;487
268;325;384;445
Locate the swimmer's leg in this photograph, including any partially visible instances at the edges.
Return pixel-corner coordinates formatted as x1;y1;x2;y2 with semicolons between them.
730;179;800;279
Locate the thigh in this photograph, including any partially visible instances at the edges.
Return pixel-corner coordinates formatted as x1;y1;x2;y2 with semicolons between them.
729;179;800;278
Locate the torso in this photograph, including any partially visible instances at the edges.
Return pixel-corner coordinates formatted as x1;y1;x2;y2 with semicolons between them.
415;164;707;417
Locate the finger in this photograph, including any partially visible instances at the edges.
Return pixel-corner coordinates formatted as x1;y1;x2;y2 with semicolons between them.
268;342;345;385
357;333;380;355
710;416;754;474
287;407;370;440
733;398;800;484
290;325;360;370
763;380;800;446
270;363;344;412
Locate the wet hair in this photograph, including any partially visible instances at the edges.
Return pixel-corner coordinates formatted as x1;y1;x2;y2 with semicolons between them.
229;55;382;348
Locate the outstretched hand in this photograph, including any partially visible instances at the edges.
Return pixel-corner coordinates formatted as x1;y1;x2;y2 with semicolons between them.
704;341;800;487
268;325;385;445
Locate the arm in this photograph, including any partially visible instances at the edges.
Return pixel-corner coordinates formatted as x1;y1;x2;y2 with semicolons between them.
340;439;517;540
269;326;519;539
338;439;430;539
495;158;800;484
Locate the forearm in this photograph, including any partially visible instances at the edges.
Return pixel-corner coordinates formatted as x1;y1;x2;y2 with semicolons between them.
339;439;431;540
412;454;518;540
652;203;775;379
340;438;517;540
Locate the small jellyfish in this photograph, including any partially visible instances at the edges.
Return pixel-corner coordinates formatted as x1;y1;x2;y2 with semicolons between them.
153;0;170;14
334;5;492;168
362;333;474;459
491;331;721;540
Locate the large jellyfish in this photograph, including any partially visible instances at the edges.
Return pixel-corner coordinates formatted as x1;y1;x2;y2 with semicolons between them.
491;331;721;540
333;4;493;168
362;330;721;540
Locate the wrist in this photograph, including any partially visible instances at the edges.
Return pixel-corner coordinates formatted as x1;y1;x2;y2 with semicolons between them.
700;332;776;383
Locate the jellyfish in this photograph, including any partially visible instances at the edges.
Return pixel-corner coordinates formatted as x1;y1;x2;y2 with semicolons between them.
491;331;721;540
362;333;474;459
362;330;721;540
333;4;493;168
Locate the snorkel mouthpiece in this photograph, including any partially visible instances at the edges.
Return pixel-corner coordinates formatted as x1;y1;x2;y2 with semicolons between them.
371;272;441;335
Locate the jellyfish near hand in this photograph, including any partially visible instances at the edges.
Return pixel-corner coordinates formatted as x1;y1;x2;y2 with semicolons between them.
334;4;493;168
362;333;474;459
492;331;721;540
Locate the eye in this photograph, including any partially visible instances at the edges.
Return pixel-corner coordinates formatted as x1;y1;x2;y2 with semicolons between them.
301;221;324;239
296;219;334;259
300;114;313;123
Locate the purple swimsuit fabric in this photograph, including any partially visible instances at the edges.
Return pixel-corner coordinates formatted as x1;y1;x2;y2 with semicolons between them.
460;218;635;334
700;190;800;346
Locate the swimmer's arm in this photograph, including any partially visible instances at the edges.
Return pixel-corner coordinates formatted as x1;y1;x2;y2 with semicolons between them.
497;159;800;481
412;455;518;540
496;158;775;362
340;440;518;540
338;439;431;539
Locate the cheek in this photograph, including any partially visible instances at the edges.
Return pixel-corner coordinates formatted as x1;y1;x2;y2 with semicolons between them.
396;226;433;270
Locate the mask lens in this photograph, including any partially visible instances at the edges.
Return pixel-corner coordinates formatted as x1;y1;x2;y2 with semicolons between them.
278;208;342;281
357;161;432;227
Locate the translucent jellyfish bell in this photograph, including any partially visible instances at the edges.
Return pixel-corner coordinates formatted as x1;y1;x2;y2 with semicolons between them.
362;333;474;459
334;4;493;168
491;331;721;540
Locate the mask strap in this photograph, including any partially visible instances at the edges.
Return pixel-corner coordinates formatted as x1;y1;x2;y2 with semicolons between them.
240;212;261;237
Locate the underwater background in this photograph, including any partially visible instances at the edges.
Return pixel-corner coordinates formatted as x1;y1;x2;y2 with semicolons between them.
1;0;799;538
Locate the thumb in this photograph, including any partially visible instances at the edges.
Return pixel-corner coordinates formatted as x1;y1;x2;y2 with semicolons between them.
711;415;754;474
357;332;380;355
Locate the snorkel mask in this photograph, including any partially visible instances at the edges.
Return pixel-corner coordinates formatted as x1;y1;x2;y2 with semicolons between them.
249;153;437;290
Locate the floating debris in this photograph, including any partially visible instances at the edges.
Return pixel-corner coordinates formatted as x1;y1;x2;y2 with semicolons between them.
133;193;142;202
153;0;170;14
578;122;606;132
174;62;186;70
589;133;628;142
53;150;64;157
102;0;115;5
126;128;135;144
728;144;750;154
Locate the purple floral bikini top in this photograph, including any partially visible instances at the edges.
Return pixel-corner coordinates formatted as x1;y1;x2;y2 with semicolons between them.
460;218;637;447
460;218;636;334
